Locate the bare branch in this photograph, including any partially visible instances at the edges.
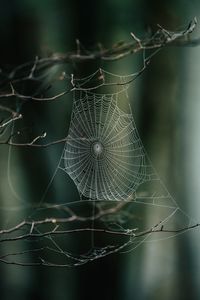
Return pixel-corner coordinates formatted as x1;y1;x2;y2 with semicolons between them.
0;214;199;267
0;18;197;102
0;19;199;268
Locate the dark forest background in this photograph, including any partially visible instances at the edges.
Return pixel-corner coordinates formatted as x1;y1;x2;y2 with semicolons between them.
0;0;200;299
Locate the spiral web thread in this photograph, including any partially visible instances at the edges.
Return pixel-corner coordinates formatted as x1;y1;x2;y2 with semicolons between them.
61;90;157;201
59;69;174;206
1;68;197;267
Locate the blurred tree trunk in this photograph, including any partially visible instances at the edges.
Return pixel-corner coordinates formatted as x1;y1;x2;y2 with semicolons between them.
123;1;200;300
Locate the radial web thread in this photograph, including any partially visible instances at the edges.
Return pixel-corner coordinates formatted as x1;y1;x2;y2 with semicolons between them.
61;91;157;201
58;69;174;207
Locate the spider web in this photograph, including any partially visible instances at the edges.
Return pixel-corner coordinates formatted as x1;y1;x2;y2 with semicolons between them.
61;90;156;201
59;69;175;206
0;68;197;267
39;69;194;264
